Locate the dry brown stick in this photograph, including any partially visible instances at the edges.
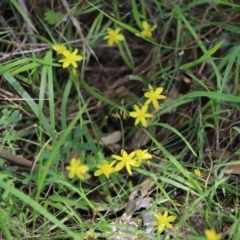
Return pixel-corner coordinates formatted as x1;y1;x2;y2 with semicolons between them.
0;150;34;168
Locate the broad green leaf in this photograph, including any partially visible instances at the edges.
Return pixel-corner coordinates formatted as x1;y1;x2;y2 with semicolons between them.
0;58;31;75
10;62;40;75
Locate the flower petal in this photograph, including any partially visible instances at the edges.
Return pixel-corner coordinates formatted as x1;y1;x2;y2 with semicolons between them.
108;39;114;46
141;104;149;112
115;162;125;172
65;166;71;171
72;49;78;55
142;21;149;30
148;84;153;90
103;35;109;40
71;61;78;68
94;169;102;177
152;99;159;109
165;223;174;229
144;98;151;105
116;35;125;41
158;224;165;233
62;50;71;57
68;171;75;179
74;55;83;61
140;118;148;127
125;163;132;175
129;112;138;117
52;45;58;51
133;105;140;112
155;87;163;94
115;28;121;34
144;113;153;118
112;154;123;161
134;118;140;126
63;61;70;68
167;216;177;222
79;165;89;172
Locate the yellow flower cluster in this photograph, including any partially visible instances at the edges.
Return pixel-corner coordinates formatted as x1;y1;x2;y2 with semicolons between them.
65;149;152;181
53;21;156;69
103;21;156;47
53;21;156;68
129;84;166;127
52;45;83;68
94;149;152;178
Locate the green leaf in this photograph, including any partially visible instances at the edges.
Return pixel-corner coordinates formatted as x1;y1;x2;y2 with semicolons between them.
87;1;139;34
3;130;18;144
181;40;225;69
129;75;144;82
10;61;40;75
4;73;51;133
0;179;78;239
44;11;63;25
0;58;32;75
10;0;38;33
198;39;225;60
0;109;21;127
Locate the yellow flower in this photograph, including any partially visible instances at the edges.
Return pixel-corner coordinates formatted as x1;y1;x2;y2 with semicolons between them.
140;21;157;37
94;161;116;179
152;210;177;233
129;104;153;127
65;157;89;180
144;85;166;109
134;149;152;164
103;28;125;46
194;169;202;177
205;229;221;240
58;49;83;68
83;229;96;240
52;45;67;54
112;149;139;175
46;144;53;151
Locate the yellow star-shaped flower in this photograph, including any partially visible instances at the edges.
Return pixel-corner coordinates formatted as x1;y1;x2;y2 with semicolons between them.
52;44;67;54
194;169;202;177
140;21;157;37
152;210;177;233
94;161;116;179
103;28;125;46
112;149;139;175
205;229;221;240
58;49;83;68
65;158;89;180
133;149;152;164
144;84;166;109
129;104;153;127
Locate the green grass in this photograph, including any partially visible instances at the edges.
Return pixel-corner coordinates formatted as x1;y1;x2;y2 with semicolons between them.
1;0;240;239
